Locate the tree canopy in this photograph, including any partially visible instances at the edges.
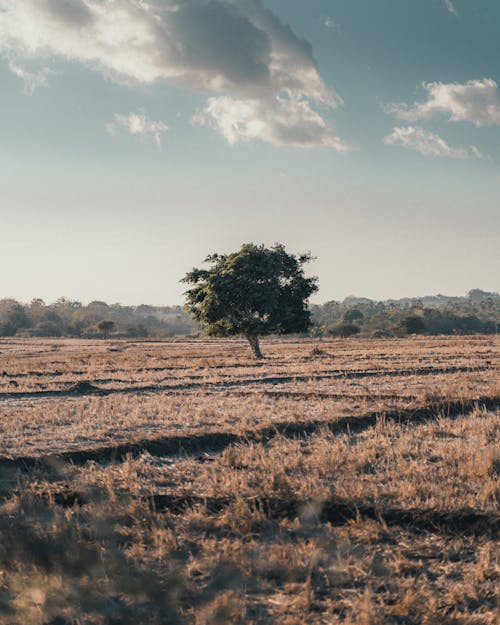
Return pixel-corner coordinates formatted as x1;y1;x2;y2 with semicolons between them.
97;319;116;339
182;243;318;357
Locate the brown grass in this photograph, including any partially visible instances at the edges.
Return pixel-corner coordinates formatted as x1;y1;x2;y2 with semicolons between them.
0;336;498;624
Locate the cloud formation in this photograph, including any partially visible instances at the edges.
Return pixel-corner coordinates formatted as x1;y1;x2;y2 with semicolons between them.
8;61;57;94
444;0;458;16
385;79;500;127
195;95;348;149
469;145;486;160
323;17;337;30
384;126;479;159
106;113;168;147
0;0;344;148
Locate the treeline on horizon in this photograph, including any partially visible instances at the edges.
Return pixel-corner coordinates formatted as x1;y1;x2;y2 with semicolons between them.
0;289;498;339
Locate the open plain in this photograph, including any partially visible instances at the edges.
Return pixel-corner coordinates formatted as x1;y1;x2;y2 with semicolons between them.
0;336;499;624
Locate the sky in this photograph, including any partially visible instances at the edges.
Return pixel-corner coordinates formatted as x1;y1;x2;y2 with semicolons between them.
1;0;499;305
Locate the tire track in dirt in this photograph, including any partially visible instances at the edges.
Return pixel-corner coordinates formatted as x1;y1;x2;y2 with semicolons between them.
1;396;498;475
30;490;500;538
150;495;500;537
0;365;494;401
4;350;493;379
0;362;269;379
232;390;418;401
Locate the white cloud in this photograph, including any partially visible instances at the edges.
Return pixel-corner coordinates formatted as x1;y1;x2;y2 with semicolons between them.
385;79;500;127
444;0;458;16
323;17;337;30
384;126;469;158
107;113;168;147
195;95;349;150
469;145;486;160
0;0;344;148
8;60;57;94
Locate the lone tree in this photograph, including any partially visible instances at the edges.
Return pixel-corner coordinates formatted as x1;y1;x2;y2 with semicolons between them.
182;243;318;358
97;319;115;339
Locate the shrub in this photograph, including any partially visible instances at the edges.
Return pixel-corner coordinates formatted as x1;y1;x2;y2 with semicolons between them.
327;322;361;337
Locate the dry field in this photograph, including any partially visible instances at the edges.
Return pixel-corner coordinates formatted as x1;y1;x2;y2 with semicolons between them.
0;336;498;624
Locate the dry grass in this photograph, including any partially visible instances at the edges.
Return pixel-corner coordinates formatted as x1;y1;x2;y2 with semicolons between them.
0;336;498;624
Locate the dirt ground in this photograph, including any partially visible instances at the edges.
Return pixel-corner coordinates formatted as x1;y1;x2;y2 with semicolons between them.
0;336;498;624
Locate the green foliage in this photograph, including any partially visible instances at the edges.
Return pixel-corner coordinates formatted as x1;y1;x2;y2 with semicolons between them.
403;315;427;335
467;288;498;302
0;287;497;340
0;300;30;335
311;291;500;338
126;324;149;338
0;299;197;338
327;322;361;337
34;321;63;337
343;308;364;322
182;243;318;356
97;319;116;338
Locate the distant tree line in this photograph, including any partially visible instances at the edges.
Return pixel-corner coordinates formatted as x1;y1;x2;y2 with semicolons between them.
310;289;499;337
0;298;199;338
0;289;497;339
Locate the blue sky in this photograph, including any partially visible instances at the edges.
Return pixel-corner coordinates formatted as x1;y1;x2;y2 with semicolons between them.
1;0;499;304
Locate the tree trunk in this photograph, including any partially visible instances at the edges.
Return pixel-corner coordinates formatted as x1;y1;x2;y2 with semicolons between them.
246;334;263;359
